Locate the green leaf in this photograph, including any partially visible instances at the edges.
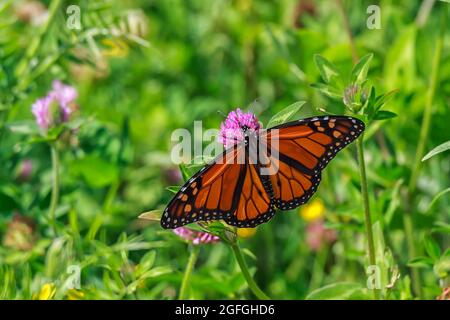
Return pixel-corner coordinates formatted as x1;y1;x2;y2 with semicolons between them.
351;53;373;84
138;251;156;273
305;282;362;300
313;54;340;83
138;210;162;222
266;101;306;128
407;256;434;268
242;248;257;261
373;89;397;111
423;236;441;261
6;121;38;135
426;188;450;213
0;189;19;211
365;86;376;118
373;110;397;120
139;266;172;279
310;83;343;100
166;185;181;194
431;221;450;234
71;156;119;188
28;125;65;144
433;256;450;279
45;238;66;278
178;164;191;182
346;289;373;300
422;140;450;161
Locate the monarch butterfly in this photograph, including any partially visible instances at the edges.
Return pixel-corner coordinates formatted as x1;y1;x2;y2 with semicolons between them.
161;114;364;229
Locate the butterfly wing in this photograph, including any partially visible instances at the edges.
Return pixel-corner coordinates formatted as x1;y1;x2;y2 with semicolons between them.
260;116;364;210
161;139;277;229
223;162;276;228
161;145;247;229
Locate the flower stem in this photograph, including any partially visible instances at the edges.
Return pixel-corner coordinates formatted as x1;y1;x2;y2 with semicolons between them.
49;144;60;235
356;136;379;300
178;245;200;300
231;242;270;300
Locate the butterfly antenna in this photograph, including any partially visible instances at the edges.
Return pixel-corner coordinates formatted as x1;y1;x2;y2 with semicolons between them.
217;110;227;118
248;97;264;115
248;98;258;111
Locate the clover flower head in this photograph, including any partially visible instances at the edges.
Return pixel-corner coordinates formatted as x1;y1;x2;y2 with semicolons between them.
31;80;78;130
3;213;36;251
218;108;260;148
343;84;360;106
49;80;78;121
173;227;219;245
31;96;53;130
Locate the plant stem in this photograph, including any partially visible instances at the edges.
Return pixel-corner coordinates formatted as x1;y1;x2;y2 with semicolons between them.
49;144;60;235
404;7;446;299
356;136;379;300
178;245;200;300
415;0;436;27
402;210;421;297
231;242;270;300
336;0;382;299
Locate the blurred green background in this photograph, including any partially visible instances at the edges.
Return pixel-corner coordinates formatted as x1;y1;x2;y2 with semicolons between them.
0;0;448;300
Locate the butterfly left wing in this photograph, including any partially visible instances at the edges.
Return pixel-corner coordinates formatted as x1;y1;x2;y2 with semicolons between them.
162;140;277;229
161;145;246;229
259;116;364;211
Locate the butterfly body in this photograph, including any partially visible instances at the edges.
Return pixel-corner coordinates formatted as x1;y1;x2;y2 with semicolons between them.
161;116;364;229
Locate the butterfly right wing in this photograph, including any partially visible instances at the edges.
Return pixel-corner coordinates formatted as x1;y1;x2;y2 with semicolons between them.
260;116;364;211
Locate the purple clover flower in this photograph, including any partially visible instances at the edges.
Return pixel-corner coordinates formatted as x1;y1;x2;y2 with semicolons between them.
31;96;53;130
173;227;219;245
49;80;78;121
218;108;260;148
31;81;78;130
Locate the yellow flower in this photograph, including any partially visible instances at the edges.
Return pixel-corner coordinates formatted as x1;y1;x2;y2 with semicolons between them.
299;199;325;222
101;39;129;58
67;289;85;300
33;283;56;300
237;227;257;238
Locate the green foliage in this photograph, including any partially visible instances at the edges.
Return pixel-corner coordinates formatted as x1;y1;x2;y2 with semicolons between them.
0;0;449;300
266;101;306;128
422;140;450;161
